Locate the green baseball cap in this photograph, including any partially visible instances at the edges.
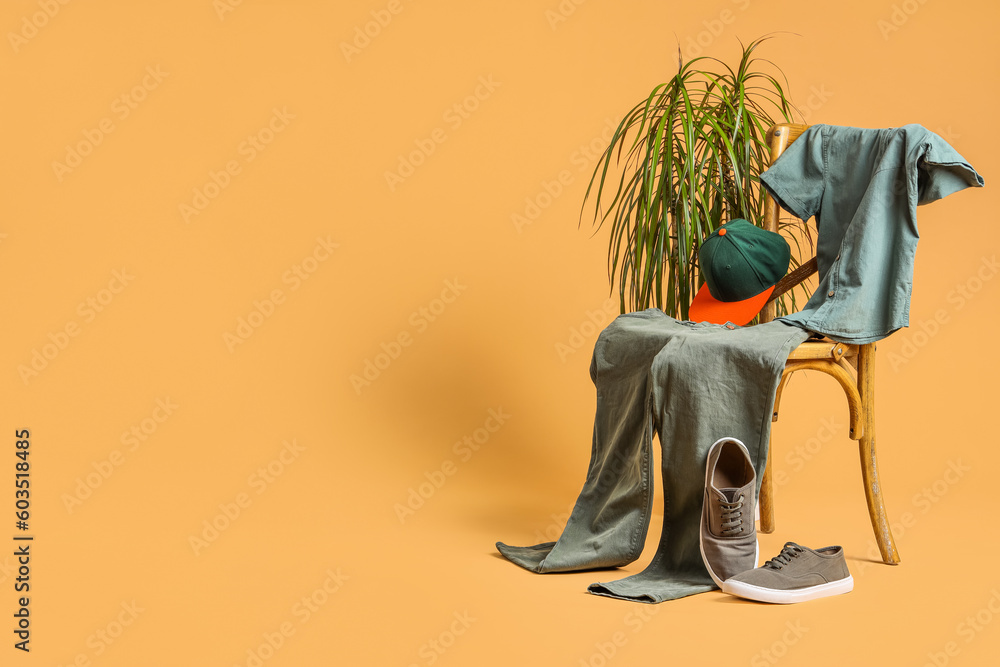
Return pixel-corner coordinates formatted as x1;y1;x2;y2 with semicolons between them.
689;219;790;326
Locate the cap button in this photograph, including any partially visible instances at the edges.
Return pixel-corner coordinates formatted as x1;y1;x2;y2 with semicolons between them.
718;228;727;236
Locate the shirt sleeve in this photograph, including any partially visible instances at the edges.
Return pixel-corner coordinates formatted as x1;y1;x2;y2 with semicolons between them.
759;125;826;221
915;129;984;205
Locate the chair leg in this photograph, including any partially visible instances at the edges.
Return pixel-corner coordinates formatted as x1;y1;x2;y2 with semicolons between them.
759;439;775;534
858;343;900;565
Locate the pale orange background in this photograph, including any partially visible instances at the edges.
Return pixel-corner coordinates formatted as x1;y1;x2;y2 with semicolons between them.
0;0;997;665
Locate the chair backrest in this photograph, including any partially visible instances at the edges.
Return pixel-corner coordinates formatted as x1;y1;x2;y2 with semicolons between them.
758;123;817;324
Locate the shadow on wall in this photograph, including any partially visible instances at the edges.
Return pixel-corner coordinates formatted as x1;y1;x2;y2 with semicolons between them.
377;314;600;495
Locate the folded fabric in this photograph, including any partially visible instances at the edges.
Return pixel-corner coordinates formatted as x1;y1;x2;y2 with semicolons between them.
762;123;984;344
496;311;810;602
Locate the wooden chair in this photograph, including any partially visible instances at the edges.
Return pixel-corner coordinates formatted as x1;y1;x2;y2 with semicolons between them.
756;123;900;565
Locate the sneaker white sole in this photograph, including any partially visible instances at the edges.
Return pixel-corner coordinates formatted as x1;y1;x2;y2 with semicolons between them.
699;529;759;588
721;575;854;604
699;437;758;588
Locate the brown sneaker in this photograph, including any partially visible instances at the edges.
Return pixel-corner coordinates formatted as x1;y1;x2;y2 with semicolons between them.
700;437;758;587
722;542;854;603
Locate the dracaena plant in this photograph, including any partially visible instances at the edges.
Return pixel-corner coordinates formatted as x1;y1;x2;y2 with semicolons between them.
581;35;813;321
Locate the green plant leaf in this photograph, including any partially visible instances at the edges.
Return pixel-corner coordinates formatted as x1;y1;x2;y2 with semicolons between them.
583;35;810;317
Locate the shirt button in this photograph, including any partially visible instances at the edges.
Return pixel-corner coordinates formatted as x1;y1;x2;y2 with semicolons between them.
725;323;735;330
828;291;835;297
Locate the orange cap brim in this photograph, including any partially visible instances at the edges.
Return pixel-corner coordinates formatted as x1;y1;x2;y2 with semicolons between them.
688;283;776;326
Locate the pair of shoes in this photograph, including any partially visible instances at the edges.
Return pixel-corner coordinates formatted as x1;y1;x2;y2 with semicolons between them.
700;437;853;603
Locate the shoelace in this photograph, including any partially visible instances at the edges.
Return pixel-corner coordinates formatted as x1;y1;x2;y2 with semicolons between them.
763;543;805;570
719;494;744;536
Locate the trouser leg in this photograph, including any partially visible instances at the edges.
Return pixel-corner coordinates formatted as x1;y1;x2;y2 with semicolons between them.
588;321;811;601
496;309;687;572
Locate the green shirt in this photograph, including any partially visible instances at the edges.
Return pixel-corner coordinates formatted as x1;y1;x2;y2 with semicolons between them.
761;124;984;344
